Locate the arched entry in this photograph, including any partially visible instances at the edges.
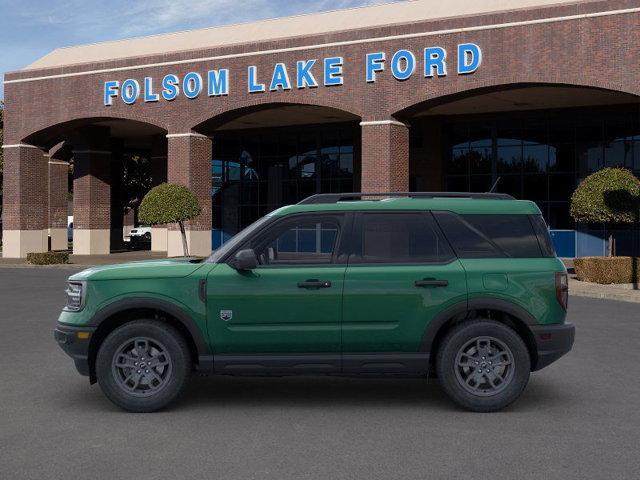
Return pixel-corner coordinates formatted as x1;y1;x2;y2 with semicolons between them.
396;83;640;256
4;117;167;257
193;103;361;248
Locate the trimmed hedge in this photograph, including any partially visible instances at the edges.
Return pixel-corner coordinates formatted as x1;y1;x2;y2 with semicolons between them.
574;256;640;284
27;251;70;265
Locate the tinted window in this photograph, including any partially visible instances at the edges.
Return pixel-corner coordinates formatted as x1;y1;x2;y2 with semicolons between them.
530;215;556;257
352;213;454;264
251;217;341;265
433;212;503;258
435;212;545;258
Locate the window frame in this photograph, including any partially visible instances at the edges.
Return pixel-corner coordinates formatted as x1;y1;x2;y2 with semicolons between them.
226;212;350;268
433;211;553;259
348;210;457;266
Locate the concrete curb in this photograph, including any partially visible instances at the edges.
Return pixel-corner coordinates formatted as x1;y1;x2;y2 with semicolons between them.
569;278;640;304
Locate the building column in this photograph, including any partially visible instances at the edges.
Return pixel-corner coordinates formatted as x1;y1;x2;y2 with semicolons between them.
48;158;69;251
150;134;168;252
72;127;112;255
1;144;49;258
166;132;212;257
360;120;410;192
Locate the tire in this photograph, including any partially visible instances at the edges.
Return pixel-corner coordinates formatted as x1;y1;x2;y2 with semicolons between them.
436;320;530;412
96;320;192;412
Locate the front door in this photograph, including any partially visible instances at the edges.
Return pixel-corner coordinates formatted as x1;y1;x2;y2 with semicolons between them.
341;211;467;373
207;213;348;372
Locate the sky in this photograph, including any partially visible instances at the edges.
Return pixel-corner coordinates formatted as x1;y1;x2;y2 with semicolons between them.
0;0;402;100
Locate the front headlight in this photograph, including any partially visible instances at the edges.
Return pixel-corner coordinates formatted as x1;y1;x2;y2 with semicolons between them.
65;282;86;311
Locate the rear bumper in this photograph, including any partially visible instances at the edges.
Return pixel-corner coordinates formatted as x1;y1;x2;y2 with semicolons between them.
530;322;575;371
54;324;96;377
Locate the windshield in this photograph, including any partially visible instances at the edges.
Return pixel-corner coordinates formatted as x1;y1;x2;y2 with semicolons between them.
207;215;273;263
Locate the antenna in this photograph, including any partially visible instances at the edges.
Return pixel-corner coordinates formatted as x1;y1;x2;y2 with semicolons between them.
489;177;502;193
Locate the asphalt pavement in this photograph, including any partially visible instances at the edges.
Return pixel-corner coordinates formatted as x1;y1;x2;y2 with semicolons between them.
0;267;638;480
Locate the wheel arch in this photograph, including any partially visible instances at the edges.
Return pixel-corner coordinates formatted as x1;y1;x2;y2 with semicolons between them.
86;298;212;383
422;298;539;371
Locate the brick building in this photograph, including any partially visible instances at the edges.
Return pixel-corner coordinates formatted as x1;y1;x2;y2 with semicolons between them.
3;0;640;258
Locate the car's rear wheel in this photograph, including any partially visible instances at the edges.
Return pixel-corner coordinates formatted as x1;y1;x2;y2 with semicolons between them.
96;320;191;412
436;320;530;412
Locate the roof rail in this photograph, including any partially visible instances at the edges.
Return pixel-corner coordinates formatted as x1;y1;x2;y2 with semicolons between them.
297;192;515;205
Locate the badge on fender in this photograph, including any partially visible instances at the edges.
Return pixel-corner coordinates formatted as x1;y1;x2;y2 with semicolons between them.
220;310;233;321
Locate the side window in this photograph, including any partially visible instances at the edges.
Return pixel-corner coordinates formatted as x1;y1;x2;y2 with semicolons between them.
352;212;454;264
434;212;545;258
433;212;503;258
462;214;543;257
530;215;556;257
250;216;341;266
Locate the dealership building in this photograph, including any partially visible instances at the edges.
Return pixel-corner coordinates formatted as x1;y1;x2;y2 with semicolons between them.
3;0;640;258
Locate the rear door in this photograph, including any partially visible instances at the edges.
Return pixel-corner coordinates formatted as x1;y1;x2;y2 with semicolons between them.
341;211;467;373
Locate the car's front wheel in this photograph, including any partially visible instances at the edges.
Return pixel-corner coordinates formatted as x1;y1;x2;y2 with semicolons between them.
436;320;530;412
96;320;191;412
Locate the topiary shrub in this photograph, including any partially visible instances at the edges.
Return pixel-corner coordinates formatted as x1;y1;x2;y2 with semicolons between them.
570;168;640;256
138;183;202;257
574;256;640;284
27;251;69;265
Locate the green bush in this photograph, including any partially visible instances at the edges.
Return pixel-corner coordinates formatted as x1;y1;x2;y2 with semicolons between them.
27;251;70;265
570;168;640;224
138;183;201;225
139;183;202;256
574;256;640;284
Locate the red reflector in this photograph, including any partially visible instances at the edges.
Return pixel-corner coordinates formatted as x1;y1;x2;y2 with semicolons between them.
539;333;552;341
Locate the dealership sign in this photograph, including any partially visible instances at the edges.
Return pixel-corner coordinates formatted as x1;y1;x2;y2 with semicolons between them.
103;43;481;106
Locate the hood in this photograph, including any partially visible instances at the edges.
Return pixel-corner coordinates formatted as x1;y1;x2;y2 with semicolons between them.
69;258;207;281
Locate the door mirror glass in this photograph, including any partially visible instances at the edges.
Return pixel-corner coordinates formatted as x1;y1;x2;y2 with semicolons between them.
231;249;258;270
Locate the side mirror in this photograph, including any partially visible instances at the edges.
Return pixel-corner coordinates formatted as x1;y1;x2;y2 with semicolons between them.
231;249;258;271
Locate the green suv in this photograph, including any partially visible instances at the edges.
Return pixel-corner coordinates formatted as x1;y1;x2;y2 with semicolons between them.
54;192;574;412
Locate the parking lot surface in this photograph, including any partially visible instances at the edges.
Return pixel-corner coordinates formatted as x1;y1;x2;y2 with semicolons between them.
0;267;638;480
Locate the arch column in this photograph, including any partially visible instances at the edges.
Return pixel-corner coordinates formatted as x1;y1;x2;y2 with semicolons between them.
71;126;112;255
166;133;212;257
48;157;69;251
360;120;410;192
150;134;168;252
1;143;49;258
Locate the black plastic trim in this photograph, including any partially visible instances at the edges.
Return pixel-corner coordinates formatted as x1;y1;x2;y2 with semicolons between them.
419;300;469;353
530;322;575;371
467;298;539;325
87;297;211;357
342;353;429;375
213;352;429;376
214;354;341;374
54;324;97;377
419;297;541;353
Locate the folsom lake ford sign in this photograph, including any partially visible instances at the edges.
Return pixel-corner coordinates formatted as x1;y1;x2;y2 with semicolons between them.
103;43;482;106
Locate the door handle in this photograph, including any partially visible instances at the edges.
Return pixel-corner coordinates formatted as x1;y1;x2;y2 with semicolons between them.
298;279;332;289
415;278;449;287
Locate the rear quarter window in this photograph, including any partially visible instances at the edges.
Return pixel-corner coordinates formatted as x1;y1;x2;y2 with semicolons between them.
434;212;552;258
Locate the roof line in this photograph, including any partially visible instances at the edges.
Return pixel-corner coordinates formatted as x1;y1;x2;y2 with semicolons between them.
42;0;409;54
4;6;639;85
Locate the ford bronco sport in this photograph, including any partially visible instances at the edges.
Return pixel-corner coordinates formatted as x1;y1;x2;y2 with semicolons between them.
54;192;575;412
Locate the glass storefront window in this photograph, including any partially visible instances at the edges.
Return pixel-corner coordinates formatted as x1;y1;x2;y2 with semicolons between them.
212;123;358;237
443;105;640;229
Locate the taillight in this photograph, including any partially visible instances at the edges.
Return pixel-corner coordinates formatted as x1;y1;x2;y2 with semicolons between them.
555;272;568;310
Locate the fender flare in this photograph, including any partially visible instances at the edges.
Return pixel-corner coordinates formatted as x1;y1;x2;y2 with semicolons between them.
420;297;538;353
88;297;211;360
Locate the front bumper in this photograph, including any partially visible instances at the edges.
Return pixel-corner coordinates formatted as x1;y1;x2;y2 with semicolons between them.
54;324;96;377
530;322;575;371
